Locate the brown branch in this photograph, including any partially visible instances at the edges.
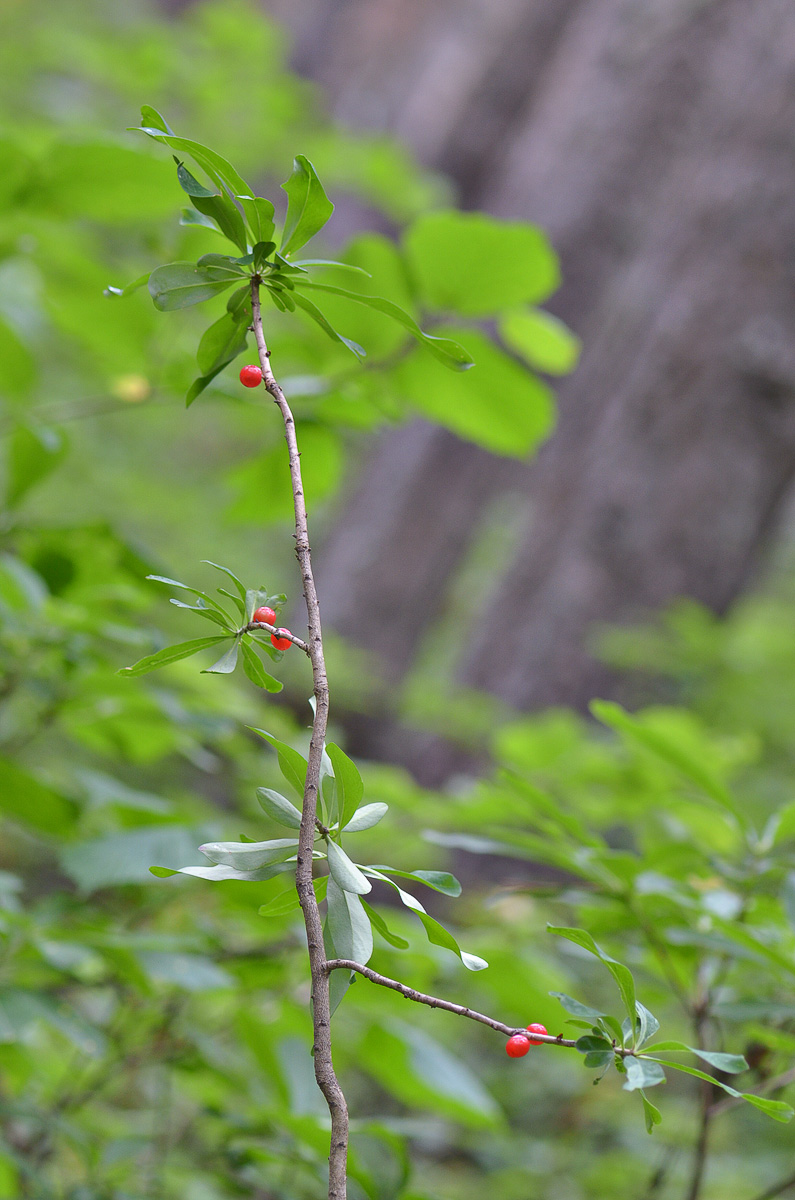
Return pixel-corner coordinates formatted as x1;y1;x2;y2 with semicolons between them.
251;277;349;1200
324;959;641;1055
242;619;310;654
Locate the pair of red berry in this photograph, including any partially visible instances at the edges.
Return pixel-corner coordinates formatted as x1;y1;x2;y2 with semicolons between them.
252;605;292;651
506;1024;548;1057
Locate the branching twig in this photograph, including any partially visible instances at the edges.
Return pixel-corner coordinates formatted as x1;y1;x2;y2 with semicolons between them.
251;277;349;1200
242;619;310;654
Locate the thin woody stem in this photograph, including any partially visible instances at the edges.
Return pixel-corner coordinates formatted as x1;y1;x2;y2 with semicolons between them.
251;277;349;1200
324;959;639;1056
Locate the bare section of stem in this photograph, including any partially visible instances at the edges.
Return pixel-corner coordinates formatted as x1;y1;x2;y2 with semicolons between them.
242;619;310;654
251;278;348;1200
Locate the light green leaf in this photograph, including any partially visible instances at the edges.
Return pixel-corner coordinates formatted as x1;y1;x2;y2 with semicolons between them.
404;210;560;315
198;837;299;871
5;425;67;508
623;1056;666;1092
119;636;230;677
256;787;302;829
63;826;206;891
326;876;373;965
368;866;462;897
343;803;388;832
280;154;334;256
201;640;239;674
641;1091;663;1133
361;900;409;949
326;839;372;895
500;308;581;374
291;290;366;359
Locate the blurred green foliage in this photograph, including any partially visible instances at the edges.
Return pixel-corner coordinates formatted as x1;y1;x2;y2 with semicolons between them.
0;2;793;1199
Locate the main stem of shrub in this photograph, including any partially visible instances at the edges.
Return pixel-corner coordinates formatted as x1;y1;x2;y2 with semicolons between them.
251;277;350;1200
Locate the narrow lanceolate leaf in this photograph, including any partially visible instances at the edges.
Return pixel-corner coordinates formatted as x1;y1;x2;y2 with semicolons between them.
365;869;487;970
343;803;388;832
550;993;606;1022
249;729;308;800
147;575;228;613
198;837;299;871
119;636;229;677
642;1041;748;1074
326;839;372;895
299;280;474;370
240;642;282;692
148;261;241;311
191;193;248;253
151;861;293;883
280;154;334;256
291;290;366;360
256;787;302;829
245;197;276;245
201;640;239;674
168;599;234;630
326;743;364;829
361;900;410;949
548;925;636;1027
201;560;246;600
368;867;462;897
648;1060;793;1121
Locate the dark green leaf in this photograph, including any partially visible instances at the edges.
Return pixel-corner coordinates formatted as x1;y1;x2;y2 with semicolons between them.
174;157;216;197
551;993;606;1022
280;154;334;256
196;309;249;375
148;261;240;311
291;290;366;359
191;192;248;252
548;926;636;1027
361;900;410;949
119;636;230;677
326;743;364;829
300;280;474;370
250;729;308;800
240;642;282;692
6;425;67;508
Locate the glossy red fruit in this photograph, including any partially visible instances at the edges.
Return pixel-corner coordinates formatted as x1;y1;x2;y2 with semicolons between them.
239;364;262;388
252;606;277;626
505;1034;531;1058
270;629;292;651
526;1023;548;1044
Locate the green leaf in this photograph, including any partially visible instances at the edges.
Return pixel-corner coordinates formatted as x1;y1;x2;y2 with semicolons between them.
326;744;364;828
201;640;239;674
168;598;234;629
365;869;487;970
103;272;151;299
635;1002;660;1047
623;1056;666;1092
641;1091;663;1133
147;574;229;612
240;641;282;692
300;280;474;370
198;837;299;871
547;926;637;1027
583;1051;614;1070
0;757;77;835
576;1035;613;1054
280;155;334;256
245;197;276;245
191;192;248;252
361;900;410;949
63;825;206;892
259;876;327;918
326;840;372;895
343;803;388;832
404;210;560;315
5;425;67;508
326;876;373;965
643;1041;748;1074
148;261;241;311
174;157;216;198
499;308;581;375
741;1096;794;1123
550;993;606;1022
119;636;230;677
196;309;249;375
290;290;366;359
201;560;246;601
250;729;308;800
256;787;302;829
367;867;462;897
152;861;293;883
590;700;738;817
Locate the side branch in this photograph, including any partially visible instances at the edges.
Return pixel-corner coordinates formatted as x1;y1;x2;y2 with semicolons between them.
324;959;582;1047
243;619;310;654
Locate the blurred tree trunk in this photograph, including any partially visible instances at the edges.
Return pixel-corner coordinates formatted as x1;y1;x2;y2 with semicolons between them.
269;0;795;777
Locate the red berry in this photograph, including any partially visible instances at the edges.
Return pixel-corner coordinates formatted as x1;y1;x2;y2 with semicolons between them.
252;606;277;626
526;1023;548;1044
506;1034;531;1058
270;629;292;651
239;364;262;388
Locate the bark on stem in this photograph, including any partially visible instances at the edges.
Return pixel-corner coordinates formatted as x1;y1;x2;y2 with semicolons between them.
251;278;349;1200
